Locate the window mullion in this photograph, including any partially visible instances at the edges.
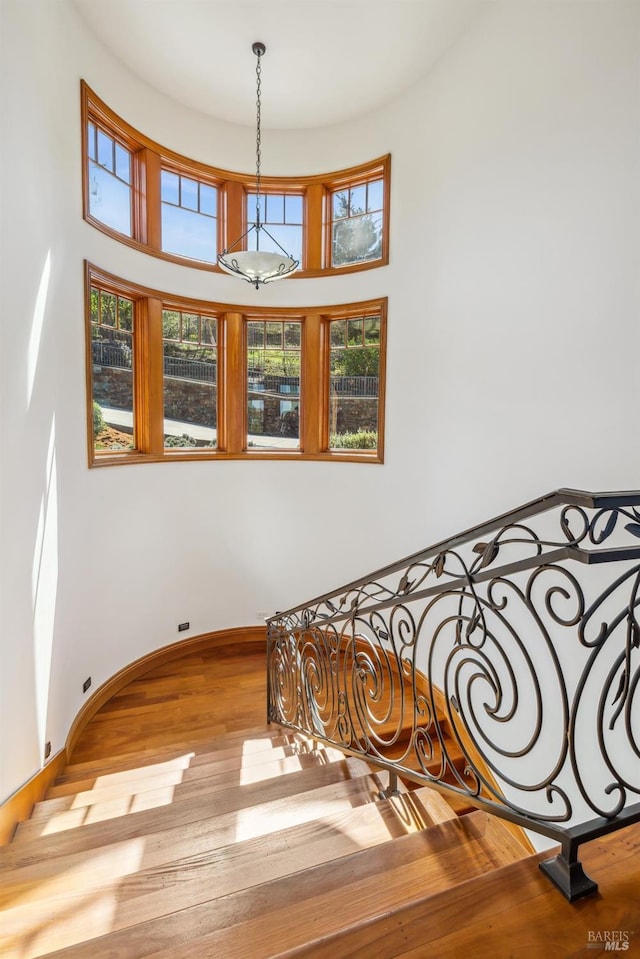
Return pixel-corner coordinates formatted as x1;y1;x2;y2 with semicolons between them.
305;184;324;272
143;149;162;250
224;181;245;257
301;315;323;454
135;297;164;453
225;311;245;453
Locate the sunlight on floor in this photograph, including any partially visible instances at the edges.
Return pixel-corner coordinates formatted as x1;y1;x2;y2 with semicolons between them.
38;785;178;835
2;839;145;958
237;742;346;786
69;768;187;810
92;753;195;788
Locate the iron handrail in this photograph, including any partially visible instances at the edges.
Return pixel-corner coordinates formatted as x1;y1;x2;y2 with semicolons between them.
266;488;640;902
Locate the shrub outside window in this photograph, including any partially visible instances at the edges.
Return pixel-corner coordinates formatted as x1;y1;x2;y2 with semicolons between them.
90;286;136;452
329;316;381;450
331;179;384;267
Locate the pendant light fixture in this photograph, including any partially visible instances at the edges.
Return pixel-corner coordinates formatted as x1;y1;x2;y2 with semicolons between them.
217;42;300;289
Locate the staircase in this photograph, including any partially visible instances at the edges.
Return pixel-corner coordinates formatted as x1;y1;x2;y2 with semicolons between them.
1;639;638;958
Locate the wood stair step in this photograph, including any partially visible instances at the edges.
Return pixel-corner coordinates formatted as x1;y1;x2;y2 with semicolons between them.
66;715;277;769
13;809;530;959
21;745;349;837
0;772;401;906
0;758;379;869
283;822;640;959
56;725;303;786
1;785;458;957
43;740;328;805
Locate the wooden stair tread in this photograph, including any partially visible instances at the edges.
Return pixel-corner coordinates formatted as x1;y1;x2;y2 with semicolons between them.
0;764;382;872
285;822;640;959
66;719;279;771
2;786;457;955
163;818;530;959
43;741;328;805
22;746;349;835
4;809;529;959
53;729;307;790
1;758;375;864
0;784;457;908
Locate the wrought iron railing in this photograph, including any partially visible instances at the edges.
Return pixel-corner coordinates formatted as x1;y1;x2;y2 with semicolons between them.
266;488;640;901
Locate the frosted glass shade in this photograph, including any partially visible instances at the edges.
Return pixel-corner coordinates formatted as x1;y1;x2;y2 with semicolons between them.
217;250;299;288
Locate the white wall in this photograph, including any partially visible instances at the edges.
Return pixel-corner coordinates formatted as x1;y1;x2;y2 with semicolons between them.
1;0;638;803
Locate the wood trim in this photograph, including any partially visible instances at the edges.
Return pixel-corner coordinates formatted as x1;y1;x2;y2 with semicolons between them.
143;148;162;249
144;297;164;453
0;750;66;846
301;315;322;454
0;626;266;845
305;183;324;271
224;311;245;453
222;180;245;259
81;81;389;278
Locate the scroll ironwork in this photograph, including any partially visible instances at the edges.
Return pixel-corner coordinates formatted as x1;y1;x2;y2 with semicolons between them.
266;488;640;901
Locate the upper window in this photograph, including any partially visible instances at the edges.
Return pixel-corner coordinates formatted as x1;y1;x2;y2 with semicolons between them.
87;121;132;236
161;170;218;263
331;179;384;267
86;264;386;466
82;82;389;277
246;193;303;265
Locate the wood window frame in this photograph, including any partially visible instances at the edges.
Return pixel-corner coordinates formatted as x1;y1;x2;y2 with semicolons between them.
81;82;390;277
86;264;387;467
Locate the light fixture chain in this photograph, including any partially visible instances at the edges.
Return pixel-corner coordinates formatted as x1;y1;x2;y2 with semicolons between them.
255;47;262;224
217;41;299;286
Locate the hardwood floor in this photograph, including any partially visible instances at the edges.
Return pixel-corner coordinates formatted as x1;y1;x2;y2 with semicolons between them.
1;637;638;958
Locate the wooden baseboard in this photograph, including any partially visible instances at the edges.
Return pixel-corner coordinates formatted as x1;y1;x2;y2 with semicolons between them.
0;750;67;846
0;626;266;845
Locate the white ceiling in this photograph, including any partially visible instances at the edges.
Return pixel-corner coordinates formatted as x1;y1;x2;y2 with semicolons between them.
73;0;485;130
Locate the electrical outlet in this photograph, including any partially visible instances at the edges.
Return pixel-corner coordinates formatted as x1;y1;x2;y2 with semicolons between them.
178;622;190;632
44;741;52;760
83;676;92;693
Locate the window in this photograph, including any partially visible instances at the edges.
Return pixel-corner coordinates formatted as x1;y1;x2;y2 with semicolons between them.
331;179;384;267
162;310;218;449
82;83;389;276
161;170;218;263
87;121;132;236
247;320;301;449
246;193;303;264
86;265;386;465
329;316;381;450
90;286;136;452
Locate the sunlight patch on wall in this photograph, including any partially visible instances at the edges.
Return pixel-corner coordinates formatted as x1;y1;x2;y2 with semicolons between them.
32;416;59;755
27;250;51;406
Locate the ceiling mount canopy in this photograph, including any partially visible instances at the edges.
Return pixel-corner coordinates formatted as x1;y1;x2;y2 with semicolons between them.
217;42;300;289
